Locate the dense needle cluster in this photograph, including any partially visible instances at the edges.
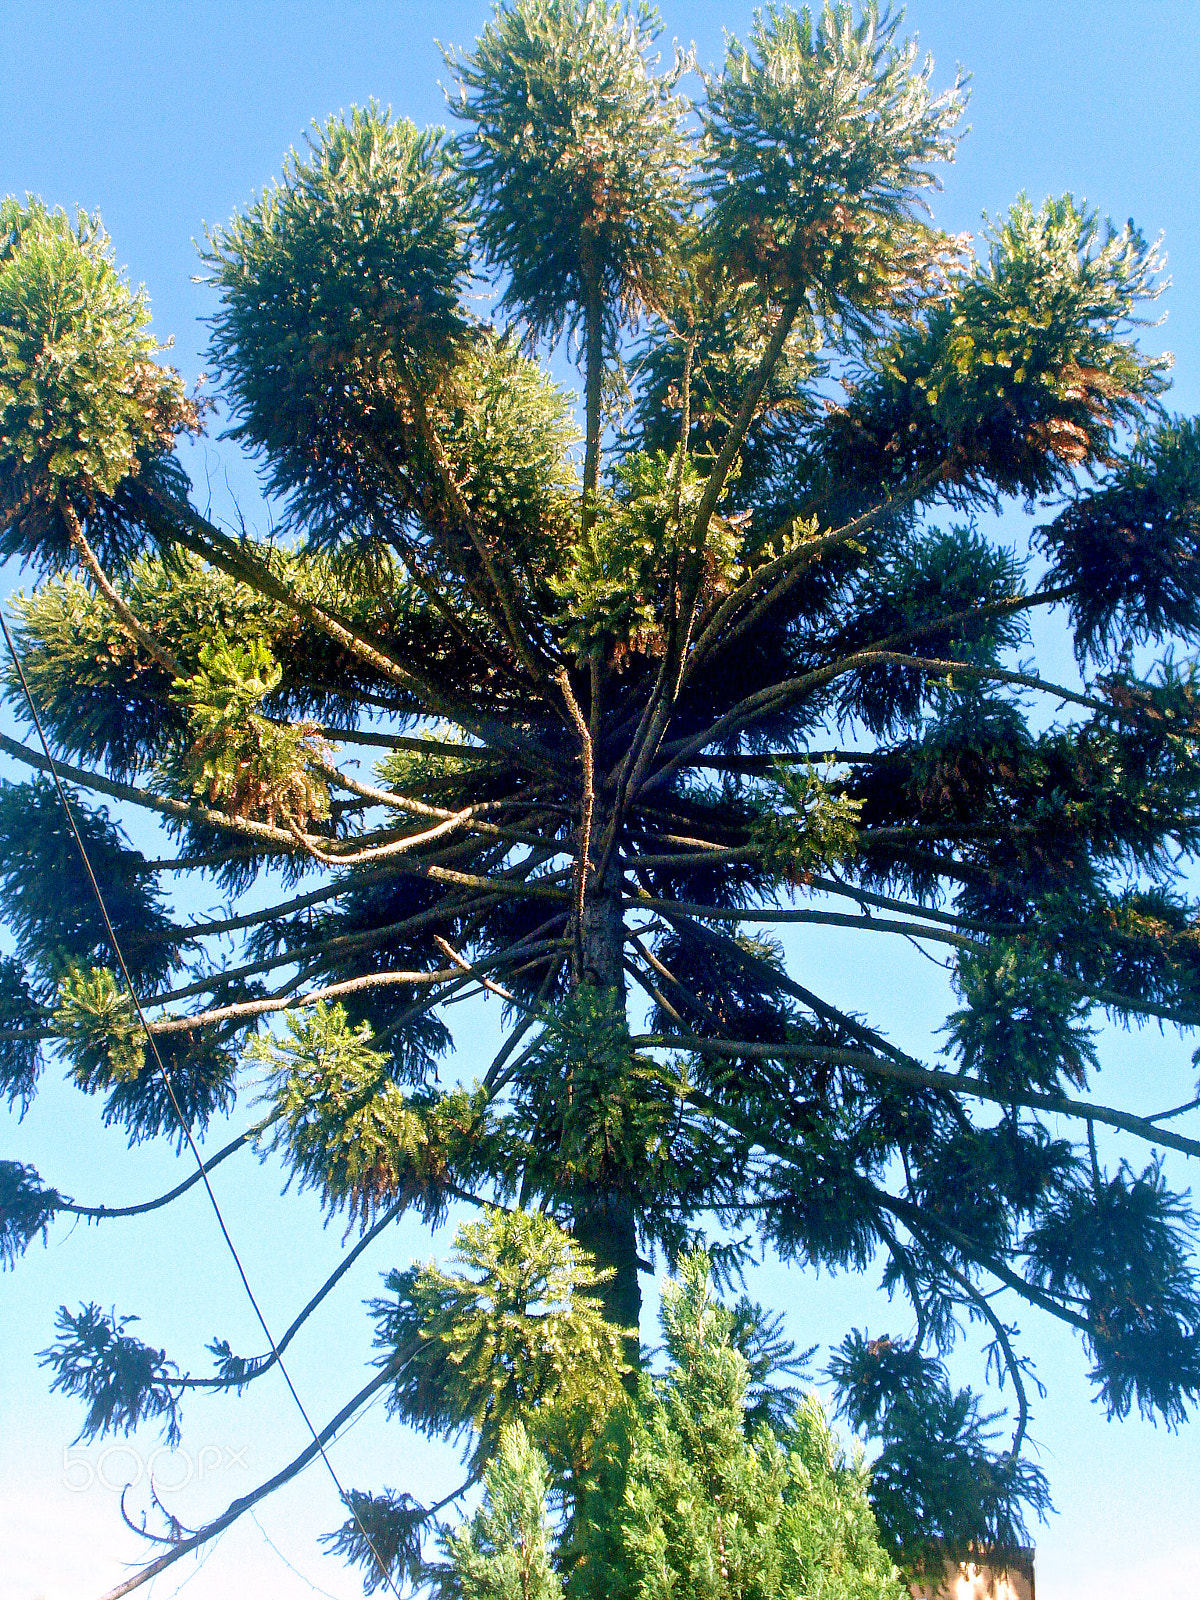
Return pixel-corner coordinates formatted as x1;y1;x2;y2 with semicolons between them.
3;2;1200;1591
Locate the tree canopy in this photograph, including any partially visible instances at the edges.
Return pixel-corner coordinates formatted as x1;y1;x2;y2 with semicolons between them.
3;1;1200;1592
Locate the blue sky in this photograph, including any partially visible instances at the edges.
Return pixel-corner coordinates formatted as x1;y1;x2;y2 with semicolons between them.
2;3;1199;1597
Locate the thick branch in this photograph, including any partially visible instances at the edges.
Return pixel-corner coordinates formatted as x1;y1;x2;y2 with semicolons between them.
638;1030;1200;1161
581;273;605;538
599;288;806;876
289;810;476;867
685;288;806;574
405;386;553;686
154;875;372;944
874;1183;1091;1334
643;651;1124;797
558;667;596;979
0;729;310;851
625;888;979;950
142;484;562;775
684;461;948;681
684;1079;1094;1334
627;849;1013;935
149;966;462;1033
651;901;932;1073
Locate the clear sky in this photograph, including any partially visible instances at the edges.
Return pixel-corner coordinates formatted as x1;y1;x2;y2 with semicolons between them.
2;3;1199;1598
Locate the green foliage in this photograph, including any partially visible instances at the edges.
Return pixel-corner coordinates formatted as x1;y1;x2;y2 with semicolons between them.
782;1397;908;1599
947;939;1099;1093
831;1330;1050;1576
54;964;147;1085
324;1489;434;1598
10;572;177;780
550;478;672;664
7;1;1200;1577
9;543;390;803
633;263;825;473
1064;885;1200;1026
850;682;1200;922
906;1118;1076;1268
702;4;962;316
444;1422;563;1600
449;0;689;344
0;1159;60;1269
1039;416;1200;661
516;987;650;1199
571;1248;904;1600
938;195;1168;462
580;1250;796;1600
438;337;579;566
1024;1158;1200;1426
750;762;863;885
834;194;1170;504
40;1301;182;1446
377;732;504;808
510;989;724;1240
831;522;1027;736
54;964;237;1146
342;1245;899;1600
0;779;175;1002
255;1001;487;1227
168;634;329;826
726;1296;814;1436
550;452;745;663
203;105;469;531
0;956;44;1112
0;197;193;565
371;1208;627;1481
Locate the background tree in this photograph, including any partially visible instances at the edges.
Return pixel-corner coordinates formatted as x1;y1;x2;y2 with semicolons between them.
3;0;1200;1590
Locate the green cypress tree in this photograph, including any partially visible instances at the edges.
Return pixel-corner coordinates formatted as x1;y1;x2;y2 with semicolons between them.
569;1248;905;1600
443;1422;564;1600
3;2;1200;1589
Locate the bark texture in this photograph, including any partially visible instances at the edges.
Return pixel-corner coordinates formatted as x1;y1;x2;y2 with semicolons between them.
574;858;641;1375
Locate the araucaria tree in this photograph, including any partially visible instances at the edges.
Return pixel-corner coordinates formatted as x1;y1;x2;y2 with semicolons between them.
3;1;1200;1591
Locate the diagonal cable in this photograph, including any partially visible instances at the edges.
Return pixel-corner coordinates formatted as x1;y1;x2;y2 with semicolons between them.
0;610;405;1600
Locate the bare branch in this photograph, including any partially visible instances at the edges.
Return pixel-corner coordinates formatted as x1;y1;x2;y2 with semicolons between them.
433;935;518;1006
59;1125;265;1220
149;966;463;1033
96;1364;396;1600
181;1200;404;1390
557;667;596;979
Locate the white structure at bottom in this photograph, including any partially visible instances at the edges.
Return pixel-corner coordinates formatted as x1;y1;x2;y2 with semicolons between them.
911;1550;1034;1600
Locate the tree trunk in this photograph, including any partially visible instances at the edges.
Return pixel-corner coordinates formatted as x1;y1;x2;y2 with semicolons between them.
580;275;604;539
572;863;642;1376
573;1192;641;1371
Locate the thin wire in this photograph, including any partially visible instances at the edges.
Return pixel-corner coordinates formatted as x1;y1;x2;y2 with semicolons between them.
250;1511;346;1600
0;610;404;1600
